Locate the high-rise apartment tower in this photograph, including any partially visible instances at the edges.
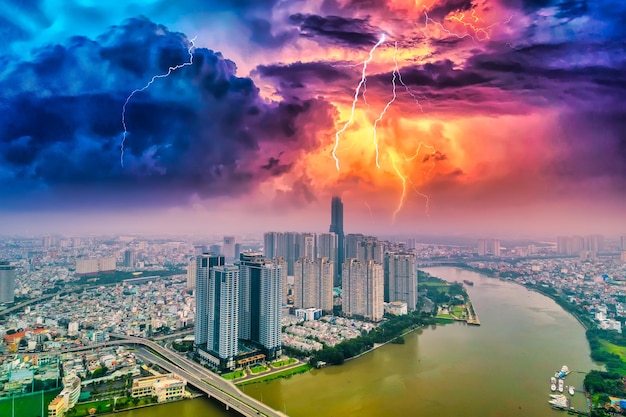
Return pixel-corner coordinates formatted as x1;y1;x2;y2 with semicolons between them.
205;265;239;370
194;253;225;348
237;253;283;359
0;261;16;304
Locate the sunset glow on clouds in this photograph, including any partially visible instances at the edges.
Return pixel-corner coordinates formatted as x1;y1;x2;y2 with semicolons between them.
1;0;624;236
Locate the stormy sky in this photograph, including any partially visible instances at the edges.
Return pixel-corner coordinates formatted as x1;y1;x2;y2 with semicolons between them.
1;0;624;237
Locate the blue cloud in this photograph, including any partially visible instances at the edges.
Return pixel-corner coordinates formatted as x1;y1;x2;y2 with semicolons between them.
0;17;332;210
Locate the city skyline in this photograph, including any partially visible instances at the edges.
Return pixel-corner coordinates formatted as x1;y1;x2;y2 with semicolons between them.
1;1;625;236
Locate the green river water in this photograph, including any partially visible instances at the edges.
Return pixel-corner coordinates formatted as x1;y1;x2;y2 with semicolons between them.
117;267;601;417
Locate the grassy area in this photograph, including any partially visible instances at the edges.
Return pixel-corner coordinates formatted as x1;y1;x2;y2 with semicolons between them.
420;281;449;290
595;339;626;374
237;364;311;386
436;313;454;319
222;369;246;380
600;340;626;361
114;396;157;410
249;365;268;374
0;390;61;417
452;306;465;317
67;399;113;417
271;358;296;368
435;317;455;324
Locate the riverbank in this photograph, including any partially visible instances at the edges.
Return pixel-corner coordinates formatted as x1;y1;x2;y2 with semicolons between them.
308;273;476;367
447;264;626;416
242;267;598;417
344;323;426;363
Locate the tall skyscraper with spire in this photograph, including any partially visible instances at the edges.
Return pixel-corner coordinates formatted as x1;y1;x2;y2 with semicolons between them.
329;196;344;285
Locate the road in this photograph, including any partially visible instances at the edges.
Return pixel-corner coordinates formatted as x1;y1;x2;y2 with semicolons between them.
111;334;288;417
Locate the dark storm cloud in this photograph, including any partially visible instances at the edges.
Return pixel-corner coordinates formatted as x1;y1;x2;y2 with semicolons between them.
373;59;493;90
260;152;293;176
245;18;298;48
289;13;381;47
500;0;588;17
255;61;351;89
339;0;470;18
0;17;333;209
551;112;626;181
427;0;473;20
423;151;447;162
463;42;626;105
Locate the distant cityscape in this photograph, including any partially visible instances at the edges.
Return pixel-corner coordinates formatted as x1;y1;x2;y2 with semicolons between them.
0;197;625;415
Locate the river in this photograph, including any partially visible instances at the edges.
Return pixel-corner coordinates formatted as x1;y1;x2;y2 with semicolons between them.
117;267;600;417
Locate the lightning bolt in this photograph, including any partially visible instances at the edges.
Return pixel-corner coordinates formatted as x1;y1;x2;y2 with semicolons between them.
362;77;371;112
363;201;374;222
332;33;386;171
120;37;197;167
446;13;513;42
423;10;479;45
390;151;433;222
390;152;407;223
423;9;513;44
397;68;426;113
407;177;431;216
371;41;399;168
405;142;436;162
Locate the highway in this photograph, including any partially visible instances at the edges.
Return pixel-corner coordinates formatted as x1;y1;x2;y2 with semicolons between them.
111;334;288;417
1;334;288;416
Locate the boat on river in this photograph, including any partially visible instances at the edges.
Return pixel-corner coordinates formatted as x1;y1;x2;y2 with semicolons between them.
463;280;474;286
551;383;557;391
548;394;569;409
558;379;564;393
555;365;571;379
569;386;575;396
551;377;557;384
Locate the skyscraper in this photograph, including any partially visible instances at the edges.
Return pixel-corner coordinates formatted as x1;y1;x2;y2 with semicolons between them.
205;265;239;370
317;257;334;312
357;237;384;264
237;253;283;359
194;245;207;255
477;239;501;257
186;258;197;290
329;196;345;285
294;258;316;309
42;235;55;248
194;253;225;349
263;232;299;275
384;252;417;311
293;257;334;312
299;233;316;260
342;259;383;321
223;236;236;261
0;261;16;304
263;232;277;259
123;249;136;268
584;235;604;253
345;233;365;259
317;233;337;263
